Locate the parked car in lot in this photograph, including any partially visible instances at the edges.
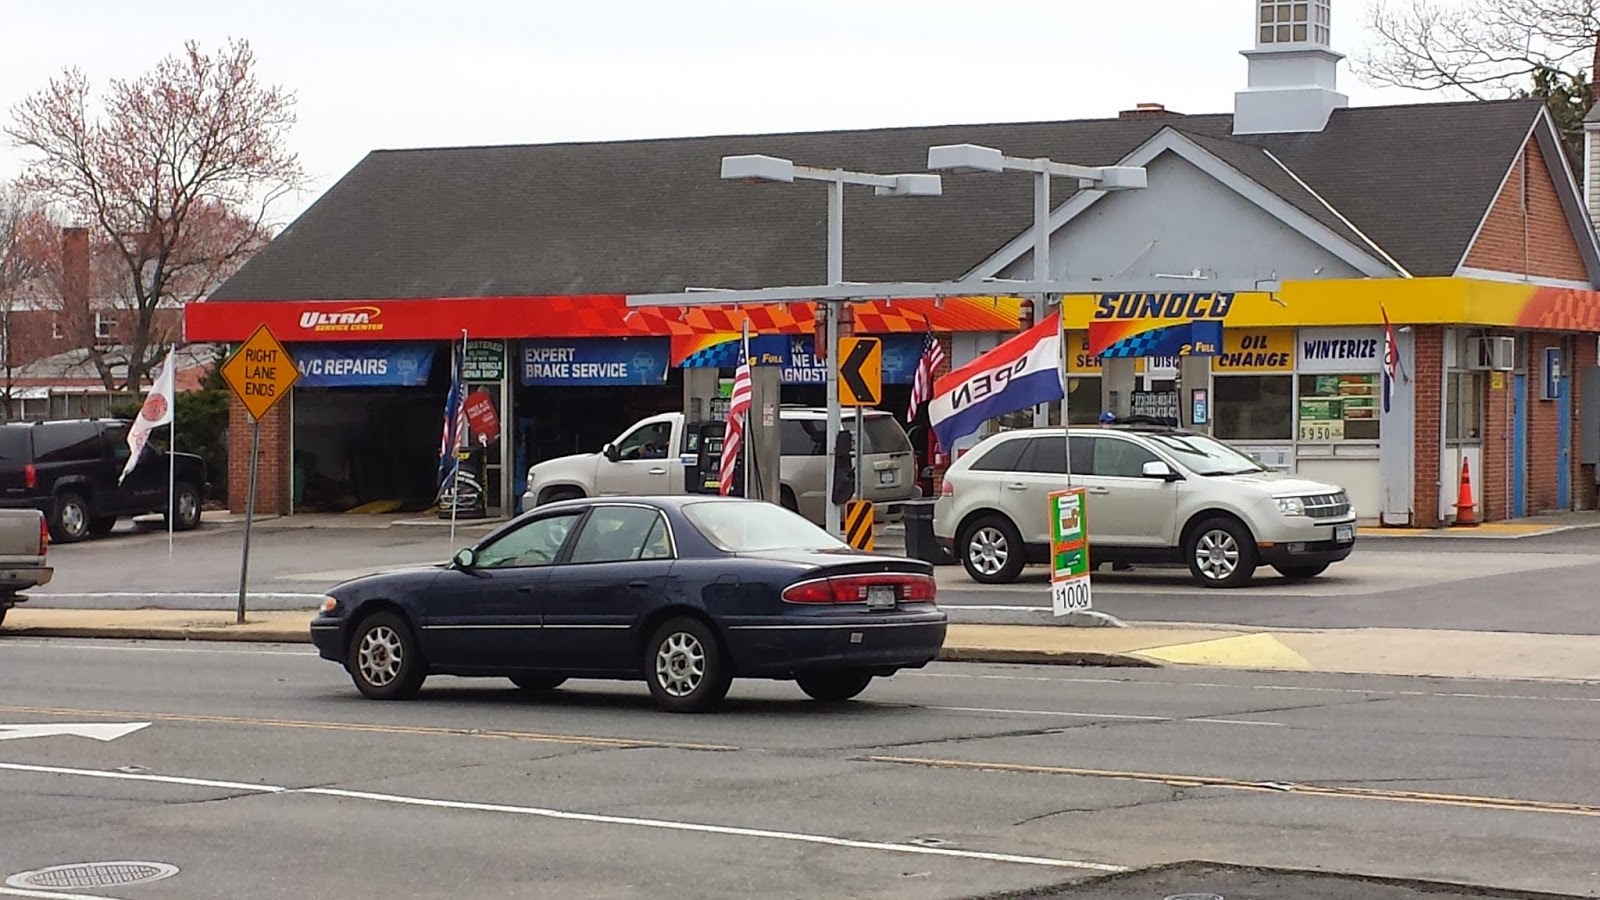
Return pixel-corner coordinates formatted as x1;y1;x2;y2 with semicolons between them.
521;406;919;525
0;508;52;627
311;496;947;712
934;426;1356;588
0;419;206;543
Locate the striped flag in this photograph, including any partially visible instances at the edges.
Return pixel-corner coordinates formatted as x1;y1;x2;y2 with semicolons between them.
718;338;753;496
1381;304;1398;414
907;329;946;419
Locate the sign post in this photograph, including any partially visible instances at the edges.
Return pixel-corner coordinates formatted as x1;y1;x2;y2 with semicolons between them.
220;325;298;625
838;337;882;511
1048;488;1092;616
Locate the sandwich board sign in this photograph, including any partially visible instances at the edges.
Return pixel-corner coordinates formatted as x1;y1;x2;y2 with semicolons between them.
1049;488;1092;616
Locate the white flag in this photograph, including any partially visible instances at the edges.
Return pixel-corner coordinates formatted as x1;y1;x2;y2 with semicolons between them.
120;349;176;485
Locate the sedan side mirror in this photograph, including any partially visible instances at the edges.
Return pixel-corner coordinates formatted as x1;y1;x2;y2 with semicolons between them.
452;547;477;569
1142;460;1181;481
603;443;620;463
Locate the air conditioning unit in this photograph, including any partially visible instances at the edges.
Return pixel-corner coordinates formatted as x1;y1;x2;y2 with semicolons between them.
1466;336;1515;371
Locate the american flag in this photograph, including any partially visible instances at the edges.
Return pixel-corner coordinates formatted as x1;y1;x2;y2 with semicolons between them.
437;337;468;497
907;329;946;419
1380;304;1398;414
718;340;753;496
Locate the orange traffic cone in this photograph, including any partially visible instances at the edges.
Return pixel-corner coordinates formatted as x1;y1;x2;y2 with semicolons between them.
1453;457;1479;527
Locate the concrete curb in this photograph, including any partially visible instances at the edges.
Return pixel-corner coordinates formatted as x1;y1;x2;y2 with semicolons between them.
1;624;1165;668
937;646;1159;667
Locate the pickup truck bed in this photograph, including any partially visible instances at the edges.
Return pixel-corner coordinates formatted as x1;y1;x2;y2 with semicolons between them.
0;508;53;625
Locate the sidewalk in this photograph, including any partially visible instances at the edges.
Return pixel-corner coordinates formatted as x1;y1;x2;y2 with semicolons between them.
7;609;1599;683
1355;510;1600;539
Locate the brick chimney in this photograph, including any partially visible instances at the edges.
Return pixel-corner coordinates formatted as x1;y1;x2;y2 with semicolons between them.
1119;102;1180;120
60;227;90;321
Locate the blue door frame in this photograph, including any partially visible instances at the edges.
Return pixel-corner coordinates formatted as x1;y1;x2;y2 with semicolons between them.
1559;376;1573;510
1513;374;1528;517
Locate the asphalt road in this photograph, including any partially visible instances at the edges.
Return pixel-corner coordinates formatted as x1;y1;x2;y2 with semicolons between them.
27;520;1600;634
0;639;1595;898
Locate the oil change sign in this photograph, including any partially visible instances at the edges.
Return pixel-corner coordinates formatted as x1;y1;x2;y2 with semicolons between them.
1212;328;1294;372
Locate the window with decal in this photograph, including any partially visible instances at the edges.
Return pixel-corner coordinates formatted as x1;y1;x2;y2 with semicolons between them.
1296;375;1379;442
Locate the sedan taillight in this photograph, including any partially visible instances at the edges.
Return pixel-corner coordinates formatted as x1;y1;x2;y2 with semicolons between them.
782;573;937;604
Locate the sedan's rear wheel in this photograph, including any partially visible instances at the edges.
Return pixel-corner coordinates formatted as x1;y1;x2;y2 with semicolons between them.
347;612;426;700
796;671;874;702
510;675;567;692
644;617;731;713
961;515;1026;584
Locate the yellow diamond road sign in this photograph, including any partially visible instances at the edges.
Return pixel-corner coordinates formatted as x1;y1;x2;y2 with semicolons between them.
222;325;298;421
838;337;882;407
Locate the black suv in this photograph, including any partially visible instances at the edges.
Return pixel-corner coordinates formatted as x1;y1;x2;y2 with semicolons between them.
0;419;207;543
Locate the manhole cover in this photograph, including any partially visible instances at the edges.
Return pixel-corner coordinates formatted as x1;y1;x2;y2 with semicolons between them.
6;861;179;889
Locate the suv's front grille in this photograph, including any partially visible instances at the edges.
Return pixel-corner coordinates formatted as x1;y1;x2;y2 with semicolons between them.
1303;491;1351;519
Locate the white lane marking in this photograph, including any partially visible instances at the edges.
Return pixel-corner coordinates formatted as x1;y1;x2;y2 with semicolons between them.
906;671;1600;704
301;787;1125;871
926;706;1282;727
0;887;130;900
0;761;1123;873
0;723;150;742
0;762;284;794
27;592;322;602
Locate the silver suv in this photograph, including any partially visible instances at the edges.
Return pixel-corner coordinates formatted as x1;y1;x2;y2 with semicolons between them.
933;427;1356;588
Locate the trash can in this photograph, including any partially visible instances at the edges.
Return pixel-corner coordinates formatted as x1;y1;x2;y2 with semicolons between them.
902;499;951;565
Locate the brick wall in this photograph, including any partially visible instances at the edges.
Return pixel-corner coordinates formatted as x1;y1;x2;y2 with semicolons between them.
1482;342;1513;522
227;391;290;515
1526;333;1565;513
1462;138;1590;282
1411;327;1444;527
1578;336;1598;511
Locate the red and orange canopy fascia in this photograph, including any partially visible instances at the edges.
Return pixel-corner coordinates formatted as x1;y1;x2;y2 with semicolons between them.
182;294;1026;343
182;278;1600;345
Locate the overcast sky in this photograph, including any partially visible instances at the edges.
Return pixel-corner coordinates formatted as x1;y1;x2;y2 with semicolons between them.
3;0;1444;225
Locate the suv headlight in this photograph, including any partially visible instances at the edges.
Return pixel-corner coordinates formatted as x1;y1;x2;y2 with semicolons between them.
1275;496;1306;516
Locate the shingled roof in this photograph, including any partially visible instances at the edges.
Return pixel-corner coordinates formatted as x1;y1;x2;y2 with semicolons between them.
210;98;1547;302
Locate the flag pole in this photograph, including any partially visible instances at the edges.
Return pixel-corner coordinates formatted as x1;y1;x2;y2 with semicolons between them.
168;346;177;560
742;319;752;500
449;328;466;550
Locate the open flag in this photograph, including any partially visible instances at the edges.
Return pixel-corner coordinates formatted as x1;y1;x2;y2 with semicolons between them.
436;337;468;499
119;349;175;485
927;312;1064;450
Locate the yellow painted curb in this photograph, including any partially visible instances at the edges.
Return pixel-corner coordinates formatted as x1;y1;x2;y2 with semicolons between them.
1136;633;1311;670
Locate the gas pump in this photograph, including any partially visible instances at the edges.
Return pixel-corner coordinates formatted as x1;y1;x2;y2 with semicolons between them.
685;420;730;494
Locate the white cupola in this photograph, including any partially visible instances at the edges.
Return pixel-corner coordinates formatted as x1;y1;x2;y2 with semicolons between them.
1233;0;1349;135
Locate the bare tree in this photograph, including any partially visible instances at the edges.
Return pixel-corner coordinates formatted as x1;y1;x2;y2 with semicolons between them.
6;38;302;391
0;182;56;418
1357;0;1600;97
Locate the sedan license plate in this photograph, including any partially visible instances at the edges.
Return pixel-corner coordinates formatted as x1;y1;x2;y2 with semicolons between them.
878;470;895;486
1334;524;1354;544
865;585;897;610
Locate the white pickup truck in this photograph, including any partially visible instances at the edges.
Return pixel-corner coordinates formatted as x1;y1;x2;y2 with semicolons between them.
0;508;53;627
521;407;920;525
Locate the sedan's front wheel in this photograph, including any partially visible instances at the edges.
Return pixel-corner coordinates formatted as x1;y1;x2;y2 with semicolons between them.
796;671;873;702
644;617;731;713
347;612;426;700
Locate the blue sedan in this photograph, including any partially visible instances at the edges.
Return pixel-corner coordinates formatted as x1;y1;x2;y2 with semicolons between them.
310;496;948;712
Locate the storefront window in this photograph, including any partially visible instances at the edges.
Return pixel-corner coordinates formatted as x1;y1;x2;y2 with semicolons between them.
1296;374;1379;441
1213;375;1293;440
1043;377;1104;427
1445;371;1483;442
